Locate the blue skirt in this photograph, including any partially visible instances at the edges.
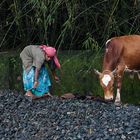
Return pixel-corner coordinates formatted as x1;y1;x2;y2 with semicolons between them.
23;65;51;96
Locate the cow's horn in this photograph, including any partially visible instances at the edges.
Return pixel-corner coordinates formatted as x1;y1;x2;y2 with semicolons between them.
112;69;116;75
94;69;102;75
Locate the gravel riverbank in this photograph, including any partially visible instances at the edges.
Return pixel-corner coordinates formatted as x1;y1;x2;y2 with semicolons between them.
0;90;140;140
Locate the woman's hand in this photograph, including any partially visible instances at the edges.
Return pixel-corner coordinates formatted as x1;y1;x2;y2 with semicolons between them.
54;76;60;82
33;81;39;88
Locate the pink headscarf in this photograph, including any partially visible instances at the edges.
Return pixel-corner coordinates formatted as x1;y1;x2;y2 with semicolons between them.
39;45;61;69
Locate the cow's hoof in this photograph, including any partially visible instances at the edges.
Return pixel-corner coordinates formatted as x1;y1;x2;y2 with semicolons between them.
115;101;121;106
105;99;114;103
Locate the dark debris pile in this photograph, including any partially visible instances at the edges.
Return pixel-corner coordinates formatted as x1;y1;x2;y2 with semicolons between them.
0;90;140;140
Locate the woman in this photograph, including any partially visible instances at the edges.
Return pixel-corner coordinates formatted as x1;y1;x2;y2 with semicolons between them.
20;45;61;99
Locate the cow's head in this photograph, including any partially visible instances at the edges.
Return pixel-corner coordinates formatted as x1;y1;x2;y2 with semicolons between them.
94;69;115;101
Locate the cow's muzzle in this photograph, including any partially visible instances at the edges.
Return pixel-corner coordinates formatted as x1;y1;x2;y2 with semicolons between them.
104;94;114;101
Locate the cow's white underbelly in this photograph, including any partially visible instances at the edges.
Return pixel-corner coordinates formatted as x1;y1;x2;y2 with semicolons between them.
125;65;140;79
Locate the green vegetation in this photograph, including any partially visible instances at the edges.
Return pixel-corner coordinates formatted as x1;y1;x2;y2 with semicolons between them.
0;52;22;90
52;51;103;96
0;1;140;50
121;73;140;105
0;51;139;104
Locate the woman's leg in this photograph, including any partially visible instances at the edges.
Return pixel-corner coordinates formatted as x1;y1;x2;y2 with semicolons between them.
33;66;51;97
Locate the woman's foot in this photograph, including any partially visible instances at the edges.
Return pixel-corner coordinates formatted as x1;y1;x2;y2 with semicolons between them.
37;93;53;99
25;91;52;100
34;93;53;100
25;91;34;101
25;91;36;100
25;90;34;96
47;92;53;97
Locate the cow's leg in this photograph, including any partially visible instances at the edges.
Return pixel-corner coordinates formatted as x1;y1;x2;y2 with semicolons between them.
115;67;124;104
130;71;134;79
115;76;122;103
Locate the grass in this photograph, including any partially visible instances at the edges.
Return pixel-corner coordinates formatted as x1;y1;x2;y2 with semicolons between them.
0;51;139;104
121;73;140;105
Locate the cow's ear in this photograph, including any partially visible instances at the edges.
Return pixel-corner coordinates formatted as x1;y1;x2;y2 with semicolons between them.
94;69;102;76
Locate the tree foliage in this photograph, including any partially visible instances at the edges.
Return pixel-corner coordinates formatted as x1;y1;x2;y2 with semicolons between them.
0;0;140;51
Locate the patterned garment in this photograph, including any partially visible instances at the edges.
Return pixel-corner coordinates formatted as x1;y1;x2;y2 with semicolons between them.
23;65;51;96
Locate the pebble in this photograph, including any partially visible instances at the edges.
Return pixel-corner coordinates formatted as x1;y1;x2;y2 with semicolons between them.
0;90;140;140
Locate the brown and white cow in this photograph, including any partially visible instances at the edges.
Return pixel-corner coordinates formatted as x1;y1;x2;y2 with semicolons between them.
95;35;140;103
